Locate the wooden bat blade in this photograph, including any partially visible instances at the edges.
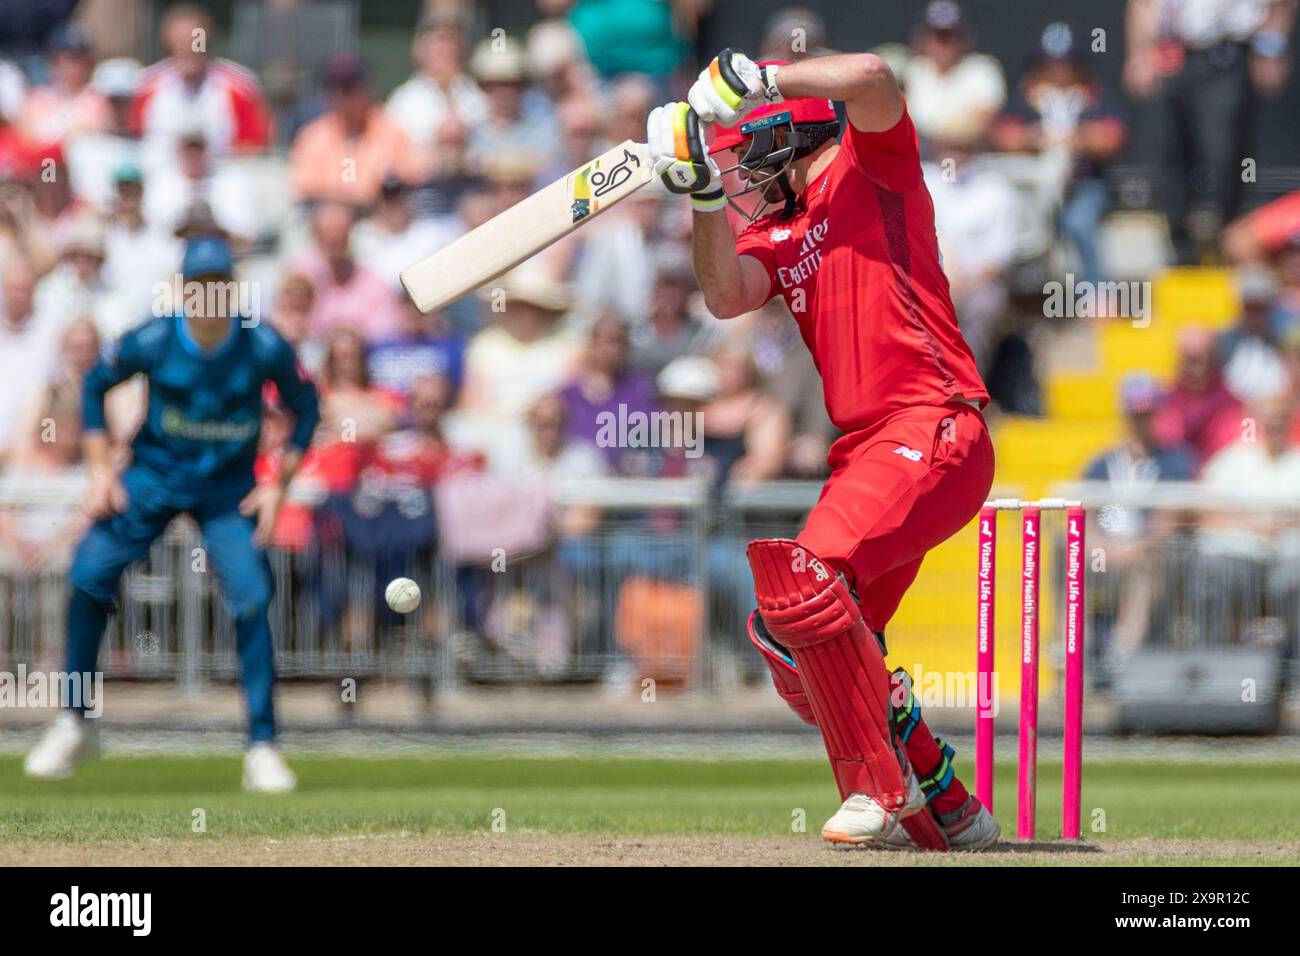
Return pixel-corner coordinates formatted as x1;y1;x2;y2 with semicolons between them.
400;140;654;313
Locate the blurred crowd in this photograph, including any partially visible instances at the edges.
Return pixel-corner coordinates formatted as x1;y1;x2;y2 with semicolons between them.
0;1;1298;673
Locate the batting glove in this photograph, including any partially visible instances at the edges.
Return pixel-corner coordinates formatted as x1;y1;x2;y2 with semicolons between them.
647;102;726;212
687;49;782;127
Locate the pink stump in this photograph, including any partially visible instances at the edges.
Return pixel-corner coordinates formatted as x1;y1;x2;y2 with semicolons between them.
975;506;997;813
1062;506;1086;839
1017;507;1041;841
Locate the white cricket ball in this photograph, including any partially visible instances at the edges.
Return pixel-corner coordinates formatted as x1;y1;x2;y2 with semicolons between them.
385;577;421;614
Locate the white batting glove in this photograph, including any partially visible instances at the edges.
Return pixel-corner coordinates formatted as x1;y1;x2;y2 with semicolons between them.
687;48;782;127
646;102;726;211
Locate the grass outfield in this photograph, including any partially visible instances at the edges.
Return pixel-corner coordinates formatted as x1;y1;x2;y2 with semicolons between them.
2;755;1299;865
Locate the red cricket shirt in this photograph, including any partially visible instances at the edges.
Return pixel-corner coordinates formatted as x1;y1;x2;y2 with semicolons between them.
734;106;989;433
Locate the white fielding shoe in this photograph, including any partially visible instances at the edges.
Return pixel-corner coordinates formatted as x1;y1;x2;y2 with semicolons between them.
242;743;297;793
24;713;99;780
821;762;928;847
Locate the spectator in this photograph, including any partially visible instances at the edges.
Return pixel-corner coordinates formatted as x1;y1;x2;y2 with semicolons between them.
386;16;487;163
0;59;23;127
33;213;115;335
747;300;837;479
1224;212;1300;332
480;154;543;222
17;25;109;145
132;3;272;165
467;37;561;170
604;74;657;147
290;201;403;342
542;0;689;92
67;60;145;210
702;340;792;487
1124;0;1298;264
759;7;831;61
513;392;609;486
630;243;705;374
312;327;402;491
526;19;597;104
1081;374;1196;669
170;196;227;243
559;313;659;469
368;295;466;401
289;53;421;207
0;99;37;176
410;113;481;221
101;163;180;336
922;133;1020;373
1153;326;1246;470
1086;374;1198;489
1195;390;1300;647
570;189;662;325
905;1;1007;150
7;316;98;475
266;272;322;376
1278;235;1300;332
1219;266;1289;402
142;124;256;243
537;93;606;186
352;176;459;291
1283;326;1300;442
992;23;1128;289
27;143;90;262
380;373;483;484
0;321;95;576
1223;190;1300;265
458;269;581;422
0;256;61;465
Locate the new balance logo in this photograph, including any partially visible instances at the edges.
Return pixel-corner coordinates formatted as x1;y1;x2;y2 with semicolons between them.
893;446;924;462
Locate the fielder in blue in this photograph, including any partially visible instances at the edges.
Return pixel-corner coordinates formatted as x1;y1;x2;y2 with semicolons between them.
25;236;320;791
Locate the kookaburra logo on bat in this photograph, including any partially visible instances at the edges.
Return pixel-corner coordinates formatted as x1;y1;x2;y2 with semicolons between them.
591;148;641;197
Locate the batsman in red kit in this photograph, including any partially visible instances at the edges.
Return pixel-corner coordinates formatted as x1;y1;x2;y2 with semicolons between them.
647;50;999;850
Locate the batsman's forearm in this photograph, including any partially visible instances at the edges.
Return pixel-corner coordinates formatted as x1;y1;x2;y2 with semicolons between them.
771;53;902;131
692;208;746;319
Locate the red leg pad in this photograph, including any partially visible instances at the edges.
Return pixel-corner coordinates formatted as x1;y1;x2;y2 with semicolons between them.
899;807;951;850
747;611;817;725
747;538;907;809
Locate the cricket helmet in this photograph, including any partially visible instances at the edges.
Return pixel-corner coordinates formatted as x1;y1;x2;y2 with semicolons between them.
705;66;840;221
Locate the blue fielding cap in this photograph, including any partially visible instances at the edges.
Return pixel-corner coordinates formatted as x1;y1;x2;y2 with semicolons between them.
182;236;234;280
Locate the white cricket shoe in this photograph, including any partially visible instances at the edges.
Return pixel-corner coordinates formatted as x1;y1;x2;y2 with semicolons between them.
242;743;297;793
943;798;1001;850
24;712;99;780
821;762;928;846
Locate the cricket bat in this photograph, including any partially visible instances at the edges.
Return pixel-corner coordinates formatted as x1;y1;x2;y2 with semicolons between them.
401;141;655;313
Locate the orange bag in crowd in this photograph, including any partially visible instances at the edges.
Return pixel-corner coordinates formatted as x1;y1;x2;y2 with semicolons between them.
614;576;702;686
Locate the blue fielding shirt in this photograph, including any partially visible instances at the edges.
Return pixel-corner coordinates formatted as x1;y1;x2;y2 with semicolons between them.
83;315;320;491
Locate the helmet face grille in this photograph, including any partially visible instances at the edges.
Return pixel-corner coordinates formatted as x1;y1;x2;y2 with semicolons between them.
715;118;842;222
